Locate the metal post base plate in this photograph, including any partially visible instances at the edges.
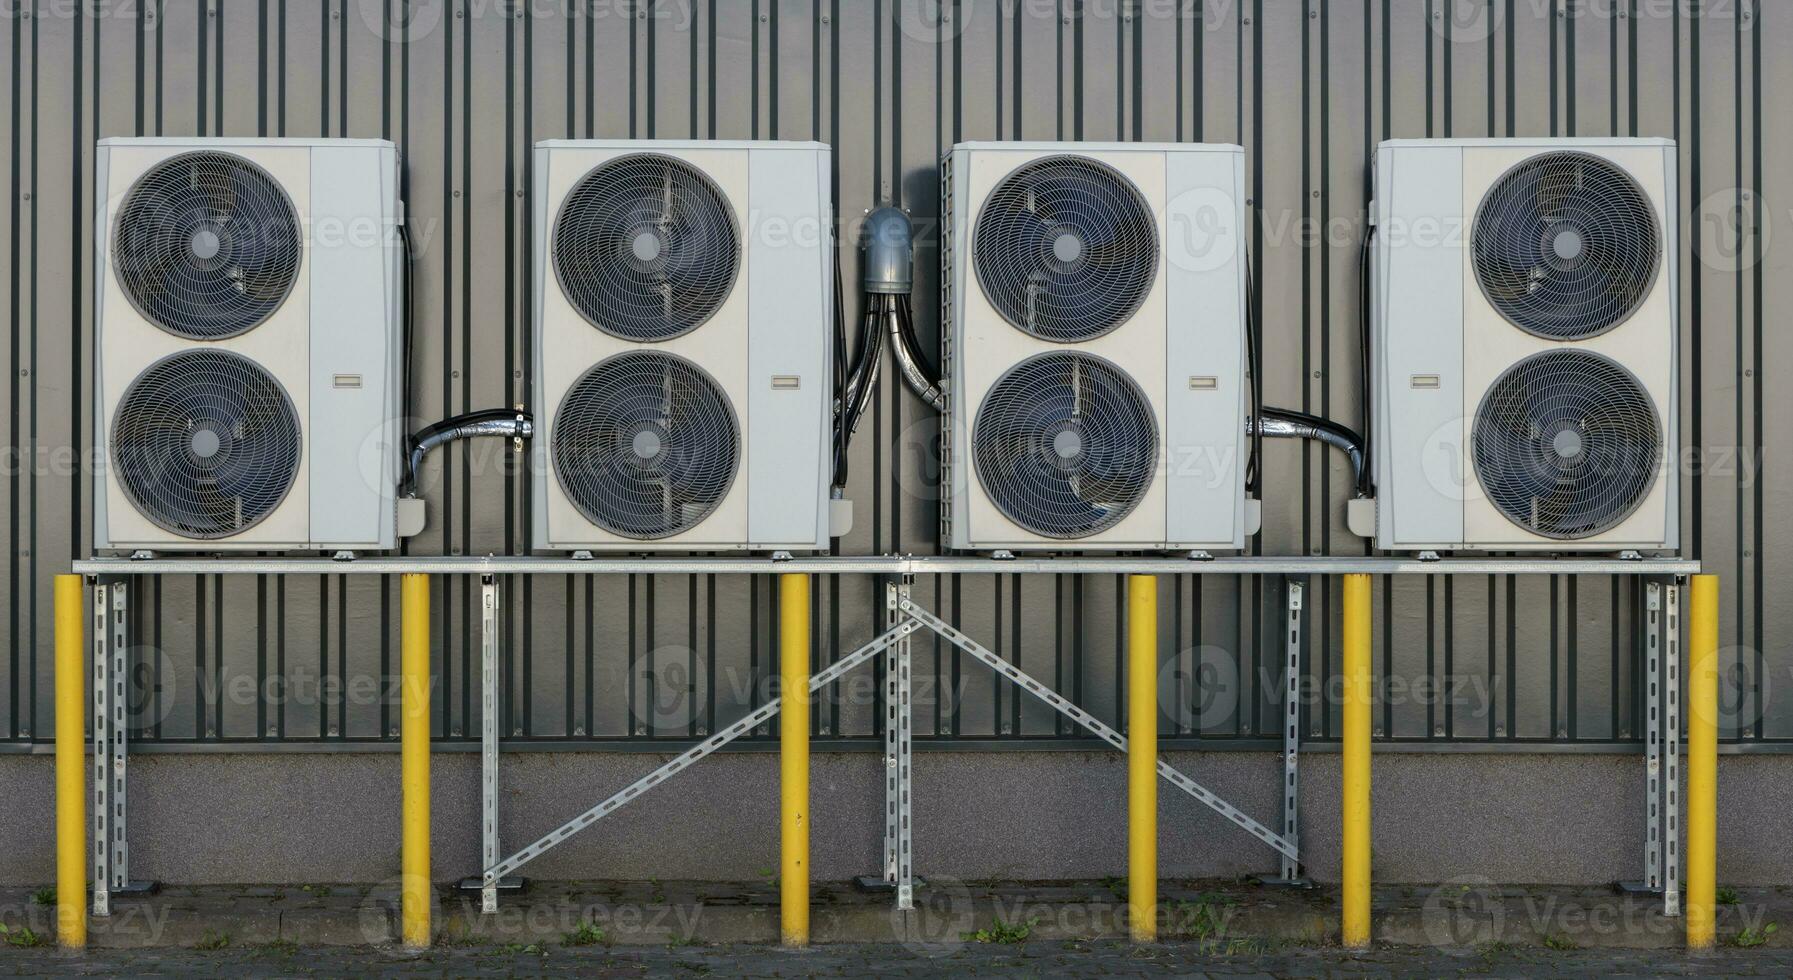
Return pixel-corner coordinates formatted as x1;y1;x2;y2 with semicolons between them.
458;876;526;894
853;875;926;894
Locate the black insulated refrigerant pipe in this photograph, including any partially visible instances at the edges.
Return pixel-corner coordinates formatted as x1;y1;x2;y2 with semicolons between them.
1250;407;1371;499
403;409;534;497
834;207;943;490
862;207;941;411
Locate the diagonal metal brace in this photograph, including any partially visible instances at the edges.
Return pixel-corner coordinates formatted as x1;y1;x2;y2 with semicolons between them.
485;620;919;884
897;598;1298;862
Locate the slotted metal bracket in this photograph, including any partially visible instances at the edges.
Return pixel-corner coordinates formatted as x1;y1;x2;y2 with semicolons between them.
109;582;129;892
882;578;915;910
1279;579;1304;883
1645;582;1662;892
480;575;501;915
1663;579;1681;918
480;621;916;895
91;581;110;918
895;598;1298;862
1627;577;1683;918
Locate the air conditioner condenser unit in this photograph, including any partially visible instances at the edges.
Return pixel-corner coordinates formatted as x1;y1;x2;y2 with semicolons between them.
531;140;834;552
1371;137;1679;552
941;141;1251;553
93;137;405;553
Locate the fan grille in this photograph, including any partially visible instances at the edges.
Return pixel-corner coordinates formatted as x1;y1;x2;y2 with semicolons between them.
112;151;303;340
553;351;740;539
1471;151;1660;340
552;153;741;342
972;352;1158;539
973;155;1158;343
111;349;303;539
1472;349;1661;540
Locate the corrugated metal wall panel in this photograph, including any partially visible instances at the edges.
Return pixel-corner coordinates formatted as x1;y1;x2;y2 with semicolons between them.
0;0;1778;749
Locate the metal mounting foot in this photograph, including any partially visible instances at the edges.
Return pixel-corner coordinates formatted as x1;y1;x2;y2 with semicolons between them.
458;876;525;893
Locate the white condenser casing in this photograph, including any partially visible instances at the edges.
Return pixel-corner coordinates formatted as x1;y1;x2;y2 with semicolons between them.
941;142;1249;552
531;140;833;552
94;137;404;553
1372;138;1679;552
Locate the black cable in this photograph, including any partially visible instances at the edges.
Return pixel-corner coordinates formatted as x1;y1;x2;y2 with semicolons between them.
1257;404;1369;498
1245;253;1264;496
398;220;415;428
404;408;533;497
833;234;848;400
1358;222;1376;497
893;295;939;388
833;294;886;489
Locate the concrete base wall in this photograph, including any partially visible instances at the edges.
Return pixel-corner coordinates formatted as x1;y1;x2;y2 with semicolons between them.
2;751;1789;886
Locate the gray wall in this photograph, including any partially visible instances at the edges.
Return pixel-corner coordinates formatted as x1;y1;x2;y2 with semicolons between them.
5;750;1793;886
0;0;1787;882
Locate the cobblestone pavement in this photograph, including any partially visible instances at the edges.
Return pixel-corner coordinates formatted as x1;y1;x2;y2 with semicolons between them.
6;942;1793;977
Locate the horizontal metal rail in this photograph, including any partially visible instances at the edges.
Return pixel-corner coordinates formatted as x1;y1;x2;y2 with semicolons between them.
75;554;1701;577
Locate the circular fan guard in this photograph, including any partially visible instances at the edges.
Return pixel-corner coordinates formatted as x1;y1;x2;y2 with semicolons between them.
972;352;1158;539
552;153;741;342
112;151;303;340
111;349;302;539
553;351;739;539
973;155;1159;343
1472;349;1660;540
1471;151;1660;340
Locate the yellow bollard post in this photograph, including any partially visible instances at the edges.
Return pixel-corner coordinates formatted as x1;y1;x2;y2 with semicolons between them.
779;573;811;947
1687;574;1718;950
1341;573;1372;949
1127;575;1158;942
53;575;86;949
400;573;432;948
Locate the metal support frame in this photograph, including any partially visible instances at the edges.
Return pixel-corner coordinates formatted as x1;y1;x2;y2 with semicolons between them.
90;578;138;919
73;555;1702;577
477;619;917;900
480;575;500;915
90;582;109;918
1664;579;1682;917
1279;579;1304;883
1633;577;1683;917
69;554;1698;917
895;598;1298;863
1645;582;1662;893
882;577;915;910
